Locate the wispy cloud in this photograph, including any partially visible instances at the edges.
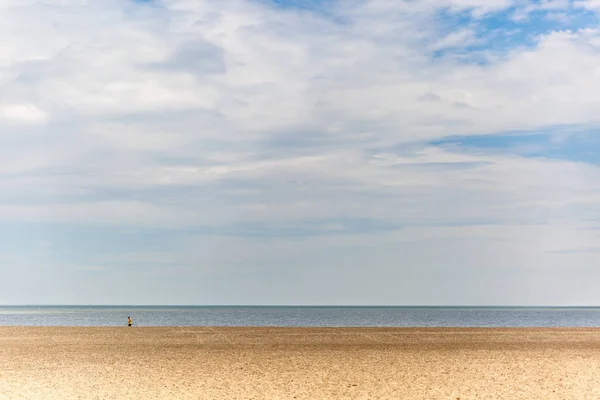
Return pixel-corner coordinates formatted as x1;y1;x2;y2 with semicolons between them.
0;0;599;304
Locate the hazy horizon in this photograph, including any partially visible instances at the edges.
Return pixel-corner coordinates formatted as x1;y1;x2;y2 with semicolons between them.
3;304;600;308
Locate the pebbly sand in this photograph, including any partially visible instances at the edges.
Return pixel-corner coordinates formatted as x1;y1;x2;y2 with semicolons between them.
2;327;600;399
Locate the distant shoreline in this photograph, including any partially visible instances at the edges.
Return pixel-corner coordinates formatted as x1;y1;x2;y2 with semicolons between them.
3;304;600;308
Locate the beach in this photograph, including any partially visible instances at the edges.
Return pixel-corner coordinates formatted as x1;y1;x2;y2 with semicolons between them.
2;327;600;399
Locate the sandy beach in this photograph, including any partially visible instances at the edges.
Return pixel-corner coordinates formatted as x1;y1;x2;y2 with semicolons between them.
2;327;600;399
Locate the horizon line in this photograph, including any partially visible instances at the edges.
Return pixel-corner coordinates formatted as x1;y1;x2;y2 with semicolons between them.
3;304;600;308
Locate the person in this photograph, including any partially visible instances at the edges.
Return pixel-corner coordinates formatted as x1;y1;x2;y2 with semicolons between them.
128;316;132;327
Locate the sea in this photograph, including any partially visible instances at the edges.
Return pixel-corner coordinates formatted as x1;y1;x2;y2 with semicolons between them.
1;306;600;327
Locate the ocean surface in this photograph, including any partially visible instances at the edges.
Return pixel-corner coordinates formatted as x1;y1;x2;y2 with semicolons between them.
1;306;600;327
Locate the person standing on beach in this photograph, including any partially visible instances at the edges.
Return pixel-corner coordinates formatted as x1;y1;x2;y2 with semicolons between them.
128;316;132;327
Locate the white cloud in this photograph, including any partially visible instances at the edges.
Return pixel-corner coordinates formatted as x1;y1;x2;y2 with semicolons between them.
0;104;47;123
513;0;571;20
3;0;598;217
574;0;600;10
1;0;600;304
430;28;479;51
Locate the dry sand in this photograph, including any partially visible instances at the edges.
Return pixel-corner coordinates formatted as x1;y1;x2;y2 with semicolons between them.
2;327;600;399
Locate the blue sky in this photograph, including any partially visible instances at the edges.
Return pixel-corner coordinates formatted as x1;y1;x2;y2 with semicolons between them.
1;0;600;305
431;126;600;164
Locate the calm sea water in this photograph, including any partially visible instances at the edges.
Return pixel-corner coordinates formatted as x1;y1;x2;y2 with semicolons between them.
1;306;600;327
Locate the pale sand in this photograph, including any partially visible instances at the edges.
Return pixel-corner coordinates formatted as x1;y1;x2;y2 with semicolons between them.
2;328;600;399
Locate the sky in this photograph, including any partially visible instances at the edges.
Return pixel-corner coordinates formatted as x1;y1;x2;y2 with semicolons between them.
1;0;600;305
